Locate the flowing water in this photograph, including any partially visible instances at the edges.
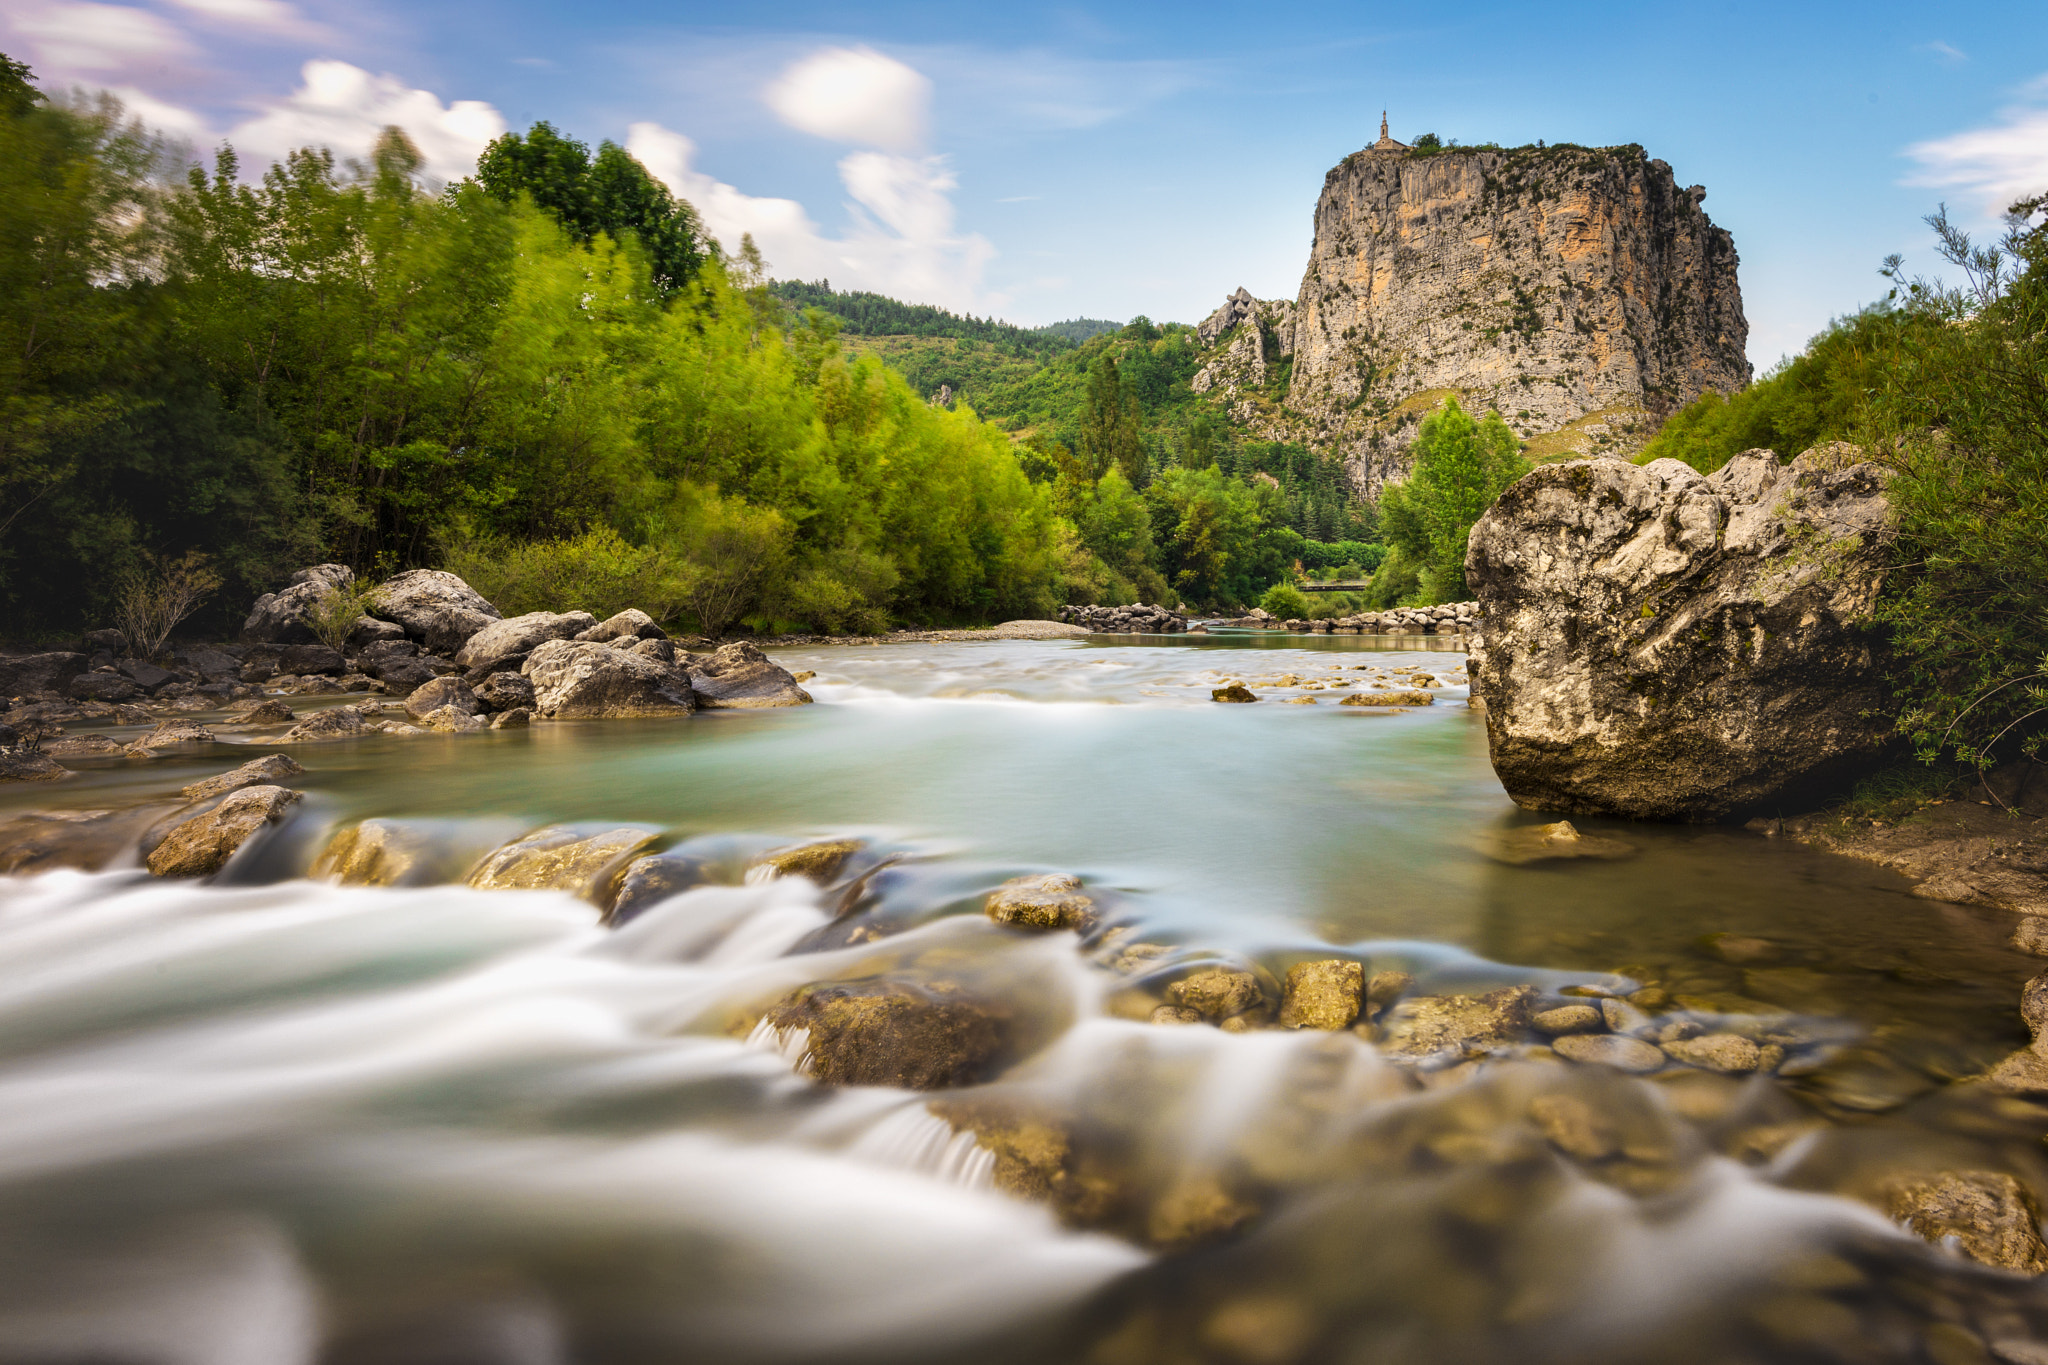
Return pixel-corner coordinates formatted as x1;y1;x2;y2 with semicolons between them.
3;632;2048;1364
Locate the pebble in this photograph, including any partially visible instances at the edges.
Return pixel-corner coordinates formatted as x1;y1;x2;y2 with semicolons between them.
1662;1033;1763;1073
1531;1004;1603;1035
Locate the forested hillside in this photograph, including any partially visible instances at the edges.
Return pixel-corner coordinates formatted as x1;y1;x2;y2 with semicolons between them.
0;56;1392;639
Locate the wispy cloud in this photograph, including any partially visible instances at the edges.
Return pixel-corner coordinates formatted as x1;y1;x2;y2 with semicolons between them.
995;195;1039;203
1924;40;1967;64
1905;76;2048;218
763;45;930;153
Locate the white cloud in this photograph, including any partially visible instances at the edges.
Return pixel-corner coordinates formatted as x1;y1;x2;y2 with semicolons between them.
158;0;327;42
227;60;508;185
9;2;193;73
762;46;930;152
1905;83;2048;218
627;120;997;314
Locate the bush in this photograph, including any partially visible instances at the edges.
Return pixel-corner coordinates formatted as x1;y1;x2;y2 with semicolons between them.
115;552;221;660
1260;583;1311;619
443;526;687;623
307;576;382;650
675;496;791;639
780;543;900;636
1379;398;1528;601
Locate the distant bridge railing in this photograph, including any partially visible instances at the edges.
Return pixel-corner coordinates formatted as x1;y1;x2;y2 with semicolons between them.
1298;580;1373;592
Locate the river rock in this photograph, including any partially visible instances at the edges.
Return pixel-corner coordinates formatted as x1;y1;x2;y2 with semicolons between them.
1337;690;1431;707
472;672;535;713
985;874;1098;933
277;706;370;743
276;643;344;677
1366;970;1414;1014
1553;1033;1667;1072
347;616;406;648
311;819;438;886
1663;1033;1763;1073
490;708;531;729
606;852;710;925
1528;1092;1623;1161
40;734;124;757
180;754;305;802
465;825;662;899
0;750;67;781
522;640;695;719
577;609;665;643
1165;968;1267;1022
685;642;812;709
1211;684;1257;703
1484;820;1636;865
418;706;487;732
370;569;500;655
761;979;1013;1089
404;676;478;722
68;672;140;703
227;699;295;727
1277;960;1363;1029
81;628;126;655
118;658;176;692
748;839;862;884
454;611;597;669
1881;1171;2048;1274
1467;450;1893;820
0;651;87;699
626;638;676;665
1382;986;1535;1059
146;785;302;877
367;655;437;696
127;718;214;756
2014;919;2048;959
2022;972;2048;1048
241;564;352;645
1532;1004;1604;1035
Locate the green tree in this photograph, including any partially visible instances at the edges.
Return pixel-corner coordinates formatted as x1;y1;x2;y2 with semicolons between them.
475;121;707;293
1078;353;1144;485
1378;397;1529;601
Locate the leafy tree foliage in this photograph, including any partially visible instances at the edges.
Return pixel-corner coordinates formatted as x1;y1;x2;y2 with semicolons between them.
1379;397;1529;601
1080;354;1144;484
475;121;707;293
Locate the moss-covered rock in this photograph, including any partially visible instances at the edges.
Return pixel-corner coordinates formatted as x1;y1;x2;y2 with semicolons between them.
985;873;1097;933
762;978;1014;1090
1278;960;1363;1030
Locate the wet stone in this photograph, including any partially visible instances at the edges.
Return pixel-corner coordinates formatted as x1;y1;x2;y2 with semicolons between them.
1382;986;1535;1059
1366;970;1414;1014
1211;684;1257;703
762;979;1013;1090
1528;1092;1621;1160
465;826;662;901
1278;959;1362;1030
311;819;439;887
749;839;863;885
1531;1004;1603;1035
2013;917;2048;958
1601;997;1654;1033
180;754;306;803
1484;819;1635;865
1149;1005;1204;1026
1882;1170;2048;1274
0;750;68;782
606;853;710;926
146;785;302;877
1663;1033;1763;1073
984;873;1097;933
1165;968;1267;1022
1553;1033;1667;1073
126;718;214;756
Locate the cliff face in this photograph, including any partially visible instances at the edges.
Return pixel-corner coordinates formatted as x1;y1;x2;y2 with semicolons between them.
1194;143;1750;497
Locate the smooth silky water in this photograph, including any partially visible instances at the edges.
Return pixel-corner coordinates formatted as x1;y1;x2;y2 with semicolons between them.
2;631;2046;1364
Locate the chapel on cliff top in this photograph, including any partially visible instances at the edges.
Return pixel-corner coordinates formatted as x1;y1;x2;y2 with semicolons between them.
1369;113;1409;153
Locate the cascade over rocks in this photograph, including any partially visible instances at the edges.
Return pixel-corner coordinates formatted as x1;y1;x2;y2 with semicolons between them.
1467;448;1892;820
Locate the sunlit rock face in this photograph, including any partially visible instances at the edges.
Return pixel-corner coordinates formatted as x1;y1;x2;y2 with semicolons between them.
1196;141;1750;497
1466;447;1892;821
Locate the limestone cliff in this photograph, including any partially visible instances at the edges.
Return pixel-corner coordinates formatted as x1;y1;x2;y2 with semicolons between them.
1193;140;1750;497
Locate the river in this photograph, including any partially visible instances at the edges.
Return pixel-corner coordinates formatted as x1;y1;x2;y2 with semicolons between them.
2;631;2046;1364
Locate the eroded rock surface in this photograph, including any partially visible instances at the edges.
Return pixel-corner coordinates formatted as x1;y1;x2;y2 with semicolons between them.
465;825;661;900
762;979;1013;1089
180;754;305;802
370;570;500;655
685;642;811;709
146;785;302;877
1468;448;1892;820
242;564;352;645
1278;959;1362;1030
454;611;597;669
986;874;1097;933
1882;1171;2048;1274
522;640;695;719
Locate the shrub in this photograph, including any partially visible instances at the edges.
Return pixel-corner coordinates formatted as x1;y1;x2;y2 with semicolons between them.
442;527;687;623
1378;398;1528;601
675;496;791;639
307;576;382;651
780;543;900;636
1260;582;1311;619
115;551;221;660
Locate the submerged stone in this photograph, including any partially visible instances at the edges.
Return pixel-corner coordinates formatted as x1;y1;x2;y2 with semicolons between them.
750;838;863;884
1382;986;1535;1059
607;853;711;925
313;819;439;886
465;825;662;901
1881;1170;2048;1274
1278;959;1363;1030
763;979;1013;1090
985;873;1097;932
1483;820;1635;866
146;785;302;877
1165;968;1267;1022
1552;1033;1667;1073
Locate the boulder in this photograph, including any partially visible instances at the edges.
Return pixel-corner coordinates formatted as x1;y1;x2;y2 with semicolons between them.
179;647;242;682
761;979;1014;1089
1165;968;1267;1022
242;564;352;645
490;708;531;729
626;638;676;665
1212;685;1257;703
464;825;662;899
118;658;177;692
685;642;812;709
472;671;536;713
226;699;294;727
1467;450;1893;820
146;785;302;877
346;616;406;648
0;651;87;698
277;706;370;743
127;718;214;756
453;611;597;668
522;639;695;719
0;750;67;782
576;608;666;643
985;873;1098;932
277;643;344;676
418;706;487;733
1881;1171;2048;1274
67;672;140;703
81;628;127;654
366;655;437;696
40;734;125;757
403;676;478;722
1278;960;1363;1030
369;569;500;655
179;754;305;802
1381;986;1535;1060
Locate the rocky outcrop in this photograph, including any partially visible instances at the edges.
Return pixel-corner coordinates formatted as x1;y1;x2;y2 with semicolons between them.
1467;448;1892;820
523;640;696;719
683;642;810;709
1057;603;1187;634
370;570;500;655
241;564;352;645
146;785;302;876
1191;138;1749;496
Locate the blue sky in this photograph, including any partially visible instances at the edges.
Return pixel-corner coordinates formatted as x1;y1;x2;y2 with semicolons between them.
8;0;2046;366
